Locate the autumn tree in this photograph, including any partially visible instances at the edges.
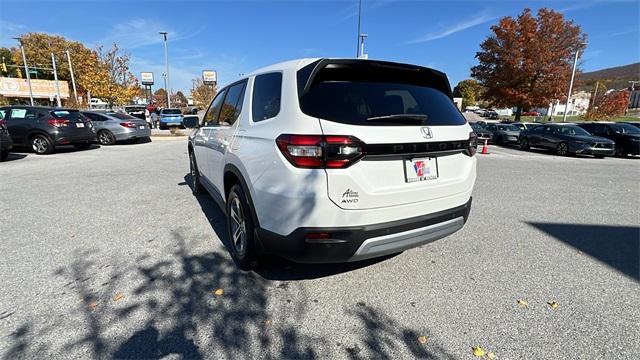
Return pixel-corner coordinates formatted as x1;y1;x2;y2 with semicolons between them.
453;79;485;108
471;8;587;121
175;91;188;106
582;90;630;120
154;88;168;108
190;78;216;109
0;47;19;77
95;44;139;106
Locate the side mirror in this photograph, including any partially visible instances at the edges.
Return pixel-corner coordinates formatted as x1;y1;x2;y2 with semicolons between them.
183;115;198;129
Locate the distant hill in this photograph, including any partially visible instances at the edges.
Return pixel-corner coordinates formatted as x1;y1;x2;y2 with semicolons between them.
580;63;640;81
578;63;640;91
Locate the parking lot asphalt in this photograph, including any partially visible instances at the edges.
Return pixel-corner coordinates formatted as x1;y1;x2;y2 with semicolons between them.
1;140;639;359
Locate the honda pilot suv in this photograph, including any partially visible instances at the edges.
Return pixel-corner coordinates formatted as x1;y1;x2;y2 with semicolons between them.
185;59;477;269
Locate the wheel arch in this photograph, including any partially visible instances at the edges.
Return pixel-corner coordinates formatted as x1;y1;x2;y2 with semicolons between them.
26;130;54;146
223;164;261;229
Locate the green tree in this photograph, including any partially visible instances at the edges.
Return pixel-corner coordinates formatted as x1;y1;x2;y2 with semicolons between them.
453;79;484;109
0;47;19;77
471;8;587;121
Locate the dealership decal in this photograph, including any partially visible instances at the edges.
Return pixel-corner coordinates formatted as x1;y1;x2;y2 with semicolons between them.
341;189;359;204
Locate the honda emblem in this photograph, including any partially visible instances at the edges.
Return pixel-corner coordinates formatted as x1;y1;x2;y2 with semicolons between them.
420;127;432;139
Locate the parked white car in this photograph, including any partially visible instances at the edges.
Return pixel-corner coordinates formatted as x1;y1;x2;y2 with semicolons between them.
185;58;477;269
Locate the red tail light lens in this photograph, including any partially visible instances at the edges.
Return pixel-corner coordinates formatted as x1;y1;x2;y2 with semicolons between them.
276;134;364;169
120;122;137;128
0;119;5;128
47;119;70;127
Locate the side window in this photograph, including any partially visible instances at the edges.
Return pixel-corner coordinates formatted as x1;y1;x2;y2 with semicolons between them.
593;125;606;136
0;109;5;120
252;72;282;122
487;124;497;131
203;89;227;127
84;113;105;121
218;81;247;126
10;108;37;120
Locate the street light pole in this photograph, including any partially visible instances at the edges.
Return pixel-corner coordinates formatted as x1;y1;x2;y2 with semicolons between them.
65;50;78;103
562;49;580;122
14;37;34;106
359;33;368;58
159;31;171;108
51;53;62;107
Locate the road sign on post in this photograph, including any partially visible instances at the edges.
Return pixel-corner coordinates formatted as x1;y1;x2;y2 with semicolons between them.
141;72;154;86
202;70;217;86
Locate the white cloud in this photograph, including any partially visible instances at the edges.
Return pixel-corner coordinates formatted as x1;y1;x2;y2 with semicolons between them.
95;19;205;50
0;20;26;47
406;11;497;44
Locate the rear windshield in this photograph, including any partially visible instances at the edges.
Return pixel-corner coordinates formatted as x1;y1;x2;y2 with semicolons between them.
298;62;465;126
498;125;519;131
108;112;137;120
161;109;182;115
51;110;86;121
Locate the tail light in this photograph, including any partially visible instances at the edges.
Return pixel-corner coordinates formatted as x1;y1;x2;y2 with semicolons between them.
48;119;70;127
465;131;478;157
276;134;364;169
120;122;137;128
0;119;5;128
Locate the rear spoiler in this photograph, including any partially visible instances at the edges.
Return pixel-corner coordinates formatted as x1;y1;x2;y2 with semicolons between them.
299;59;453;99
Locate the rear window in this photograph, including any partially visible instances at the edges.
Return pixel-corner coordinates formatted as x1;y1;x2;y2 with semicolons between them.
161;109;182;115
298;61;465;126
108;112;137;120
51;110;86;121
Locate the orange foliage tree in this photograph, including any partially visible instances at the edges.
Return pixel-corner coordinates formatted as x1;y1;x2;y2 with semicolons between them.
471;8;587;121
583;90;631;120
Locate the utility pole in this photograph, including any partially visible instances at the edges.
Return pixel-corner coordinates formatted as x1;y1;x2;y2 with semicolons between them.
356;0;362;57
14;37;34;106
562;42;588;122
359;33;368;59
51;53;62;107
159;31;171;108
65;50;78;103
629;80;639;91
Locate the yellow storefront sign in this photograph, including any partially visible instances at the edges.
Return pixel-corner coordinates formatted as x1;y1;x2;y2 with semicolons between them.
0;77;70;99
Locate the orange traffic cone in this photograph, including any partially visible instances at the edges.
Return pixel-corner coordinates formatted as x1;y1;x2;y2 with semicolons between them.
481;139;489;154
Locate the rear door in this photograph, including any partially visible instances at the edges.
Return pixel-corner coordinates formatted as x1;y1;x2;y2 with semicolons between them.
298;60;473;210
196;88;227;182
6;108;38;144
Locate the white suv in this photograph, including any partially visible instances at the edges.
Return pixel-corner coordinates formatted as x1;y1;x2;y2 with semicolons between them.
185;58;477;269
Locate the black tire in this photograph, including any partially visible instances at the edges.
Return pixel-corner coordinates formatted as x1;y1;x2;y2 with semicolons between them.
30;134;54;155
159;123;167;130
594;155;605;159
556;142;569;156
614;145;626;158
520;138;530;151
496;135;503;145
189;150;204;195
73;143;91;151
226;184;258;270
0;150;8;161
97;130;116;145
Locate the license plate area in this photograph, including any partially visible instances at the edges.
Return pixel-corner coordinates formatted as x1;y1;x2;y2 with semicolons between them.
76;123;85;128
404;157;438;183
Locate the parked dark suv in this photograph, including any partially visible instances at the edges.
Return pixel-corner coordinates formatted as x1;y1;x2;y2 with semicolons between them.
577;122;640;157
0;106;96;154
0;111;13;161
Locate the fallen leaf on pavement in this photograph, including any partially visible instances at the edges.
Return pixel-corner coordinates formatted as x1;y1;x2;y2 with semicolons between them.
113;293;124;302
548;301;559;309
487;351;497;359
417;336;428;344
516;299;529;308
472;346;486;357
264;319;272;326
88;302;98;310
214;288;224;296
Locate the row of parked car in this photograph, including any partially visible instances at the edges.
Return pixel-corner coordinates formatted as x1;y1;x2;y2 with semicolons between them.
0;105;153;160
471;120;640;158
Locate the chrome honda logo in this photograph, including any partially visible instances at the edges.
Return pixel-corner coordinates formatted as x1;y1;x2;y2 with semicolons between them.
420;127;433;139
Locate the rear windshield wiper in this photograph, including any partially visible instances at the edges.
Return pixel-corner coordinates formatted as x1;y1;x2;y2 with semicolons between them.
366;114;428;124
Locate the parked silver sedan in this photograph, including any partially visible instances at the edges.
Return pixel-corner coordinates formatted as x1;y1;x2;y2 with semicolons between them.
81;111;151;145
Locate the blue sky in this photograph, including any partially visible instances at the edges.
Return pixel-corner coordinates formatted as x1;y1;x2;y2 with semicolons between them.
1;0;638;94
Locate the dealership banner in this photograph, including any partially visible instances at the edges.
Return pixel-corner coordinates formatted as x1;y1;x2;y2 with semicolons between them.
0;77;70;99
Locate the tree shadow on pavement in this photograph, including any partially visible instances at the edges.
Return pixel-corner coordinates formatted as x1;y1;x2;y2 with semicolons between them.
527;222;640;281
345;304;455;359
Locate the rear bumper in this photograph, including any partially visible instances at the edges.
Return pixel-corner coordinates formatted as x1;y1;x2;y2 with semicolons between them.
159;118;183;126
1;132;12;150
54;130;96;145
257;197;472;263
114;127;151;141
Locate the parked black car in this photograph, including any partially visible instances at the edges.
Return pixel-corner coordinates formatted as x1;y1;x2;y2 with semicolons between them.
0;111;13;161
519;123;615;157
622;121;640;129
470;122;492;141
577;122;640;157
485;123;521;145
0;106;96;155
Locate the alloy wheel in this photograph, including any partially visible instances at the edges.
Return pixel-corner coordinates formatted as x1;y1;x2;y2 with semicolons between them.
98;131;114;145
32;137;48;154
557;143;568;156
229;197;247;256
